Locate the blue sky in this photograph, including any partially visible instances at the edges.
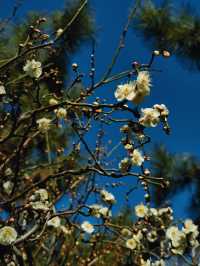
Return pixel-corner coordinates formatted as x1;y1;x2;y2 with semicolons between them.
1;0;200;219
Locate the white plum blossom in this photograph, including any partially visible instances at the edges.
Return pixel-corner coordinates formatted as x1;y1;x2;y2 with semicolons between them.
166;226;180;241
183;219;199;236
182;219;199;247
23;59;42;78
153;104;169;116
3;180;14;195
121;228;132;237
0;226;18;245
99;207;112;217
100;189;116;204
37;117;51;133
81;221;94;234
139;107;160;127
133;71;151;104
166;226;186;254
126;237;137;250
114;71;151;104
131;149;144;166
47;216;61;228
135;203;148;218
115;81;136;102
55;107;67;119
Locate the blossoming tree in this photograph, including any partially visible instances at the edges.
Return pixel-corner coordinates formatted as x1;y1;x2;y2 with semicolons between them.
0;1;200;266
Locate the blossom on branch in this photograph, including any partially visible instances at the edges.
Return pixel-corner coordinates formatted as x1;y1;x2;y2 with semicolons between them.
139;107;160;127
0;226;18;246
115;81;136;101
55;107;67;119
126;237;137;250
153;104;169;117
114;71;151;104
131;149;144;166
23;59;42;78
37;117;51;133
100;189;116;204
135;203;148;218
81;221;94;234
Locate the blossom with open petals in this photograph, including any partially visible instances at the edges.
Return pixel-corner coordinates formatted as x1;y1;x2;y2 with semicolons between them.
139;108;160;127
153;104;169;116
126;238;137;250
100;189;116;204
23;59;42;78
115;81;136;101
37;118;51;133
133;71;151;104
0;226;17;245
135;203;148;218
114;71;151;104
81;221;94;234
166;226;186;249
131;149;144;166
55;108;67;119
183;219;199;236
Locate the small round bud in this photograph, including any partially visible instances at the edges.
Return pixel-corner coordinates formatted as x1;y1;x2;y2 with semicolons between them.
56;28;64;37
144;193;150;202
162;50;171;57
132;61;140;68
153;50;160;56
49;98;58;105
72;63;78;70
120;124;129;133
144;168;151;176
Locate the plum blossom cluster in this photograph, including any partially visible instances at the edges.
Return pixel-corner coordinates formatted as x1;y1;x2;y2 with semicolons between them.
23;59;42;78
121;203;200;265
29;188;50;210
115;71;151;104
139;104;169;128
0;6;198;265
